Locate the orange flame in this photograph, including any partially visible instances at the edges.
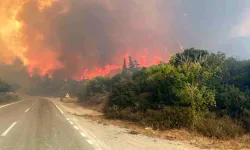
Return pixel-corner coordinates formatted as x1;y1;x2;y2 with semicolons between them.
0;0;29;64
0;0;170;80
38;0;58;11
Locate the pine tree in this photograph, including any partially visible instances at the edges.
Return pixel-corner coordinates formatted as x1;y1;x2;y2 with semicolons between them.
122;58;127;72
129;56;135;69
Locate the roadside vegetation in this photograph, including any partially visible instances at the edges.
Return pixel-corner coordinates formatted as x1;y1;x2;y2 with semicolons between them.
0;79;20;104
28;48;250;139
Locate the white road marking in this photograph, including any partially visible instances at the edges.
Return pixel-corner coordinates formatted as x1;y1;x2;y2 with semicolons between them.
47;98;102;149
0;100;23;109
1;122;17;136
80;132;86;137
87;140;94;145
77;122;96;138
55;104;64;114
25;108;30;113
73;117;103;150
49;100;64;114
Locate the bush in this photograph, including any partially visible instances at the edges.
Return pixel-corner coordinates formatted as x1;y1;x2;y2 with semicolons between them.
143;107;196;129
105;107;143;121
105;106;196;130
0;93;19;103
108;81;140;109
87;76;111;95
241;117;250;132
240;109;250;132
195;116;244;139
215;85;249;118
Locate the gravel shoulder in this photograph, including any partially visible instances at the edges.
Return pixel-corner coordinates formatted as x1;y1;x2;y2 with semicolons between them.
49;97;202;150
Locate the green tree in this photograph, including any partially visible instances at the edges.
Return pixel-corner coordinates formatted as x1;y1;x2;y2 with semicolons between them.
0;79;11;92
129;56;135;70
147;62;216;111
122;58;127;72
216;85;249;118
173;48;209;66
87;76;111;95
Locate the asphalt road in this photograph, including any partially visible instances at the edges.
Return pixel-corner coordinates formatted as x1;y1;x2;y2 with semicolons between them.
0;97;95;150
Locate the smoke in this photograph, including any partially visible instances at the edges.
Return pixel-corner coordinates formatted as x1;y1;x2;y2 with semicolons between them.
231;8;250;37
1;0;180;79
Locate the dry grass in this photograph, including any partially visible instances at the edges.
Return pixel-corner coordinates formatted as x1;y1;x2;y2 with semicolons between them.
63;94;109;112
58;97;250;150
78;113;250;150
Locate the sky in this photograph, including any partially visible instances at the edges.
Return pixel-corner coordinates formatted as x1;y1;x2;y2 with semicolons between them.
0;0;250;79
174;0;250;58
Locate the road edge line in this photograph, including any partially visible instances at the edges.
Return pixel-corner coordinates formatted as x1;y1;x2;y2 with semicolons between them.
48;98;103;150
49;99;64;114
73;118;103;150
0;100;23;109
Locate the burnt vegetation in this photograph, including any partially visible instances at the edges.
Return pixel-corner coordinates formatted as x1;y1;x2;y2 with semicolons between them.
26;48;250;139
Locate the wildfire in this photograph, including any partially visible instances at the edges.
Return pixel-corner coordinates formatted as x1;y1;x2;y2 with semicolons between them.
0;0;65;77
81;64;122;79
0;0;29;64
38;0;58;11
0;0;171;81
73;50;168;80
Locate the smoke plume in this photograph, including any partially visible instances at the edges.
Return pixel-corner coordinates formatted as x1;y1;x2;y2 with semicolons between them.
0;0;180;79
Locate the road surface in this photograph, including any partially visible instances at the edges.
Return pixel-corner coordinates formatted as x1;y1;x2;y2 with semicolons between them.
0;97;95;150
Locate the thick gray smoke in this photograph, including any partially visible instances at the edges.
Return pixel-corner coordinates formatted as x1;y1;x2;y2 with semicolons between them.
16;0;178;78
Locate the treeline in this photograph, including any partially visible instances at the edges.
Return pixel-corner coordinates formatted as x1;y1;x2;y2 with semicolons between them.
82;48;250;139
29;48;250;138
0;79;12;92
27;75;83;97
0;78;19;103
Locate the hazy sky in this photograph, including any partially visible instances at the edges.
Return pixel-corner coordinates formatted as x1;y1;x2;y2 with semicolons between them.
174;0;250;58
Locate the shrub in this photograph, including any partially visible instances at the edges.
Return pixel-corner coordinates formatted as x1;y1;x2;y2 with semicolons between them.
87;76;111;95
108;81;140;109
105;106;197;130
215;85;248;118
0;93;19;103
195;116;244;139
105;107;143;122
142;107;196;129
240;109;250;132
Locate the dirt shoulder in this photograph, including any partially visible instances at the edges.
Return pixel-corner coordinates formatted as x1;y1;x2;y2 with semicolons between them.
50;97;250;150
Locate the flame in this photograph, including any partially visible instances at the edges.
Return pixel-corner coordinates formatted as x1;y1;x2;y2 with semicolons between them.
0;0;29;64
38;0;58;11
81;65;121;79
73;49;169;80
0;0;65;77
0;0;171;80
27;48;63;76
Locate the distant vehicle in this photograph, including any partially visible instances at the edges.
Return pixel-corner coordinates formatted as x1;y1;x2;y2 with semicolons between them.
66;93;70;98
